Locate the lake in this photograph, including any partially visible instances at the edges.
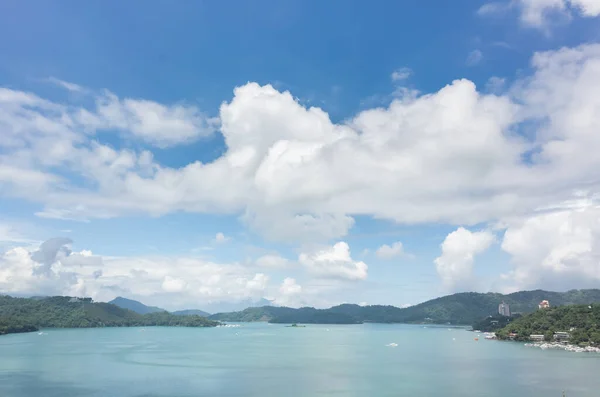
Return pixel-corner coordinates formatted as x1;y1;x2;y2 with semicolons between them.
1;323;599;397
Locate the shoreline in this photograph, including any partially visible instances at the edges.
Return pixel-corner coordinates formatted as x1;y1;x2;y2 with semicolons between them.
524;341;600;353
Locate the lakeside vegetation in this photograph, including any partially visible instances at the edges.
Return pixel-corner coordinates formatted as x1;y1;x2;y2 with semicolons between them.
0;317;38;335
0;295;218;335
210;289;600;325
496;304;600;344
472;314;521;332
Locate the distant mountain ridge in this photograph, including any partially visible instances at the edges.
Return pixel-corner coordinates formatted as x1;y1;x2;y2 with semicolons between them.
109;297;166;314
209;289;600;325
108;297;210;317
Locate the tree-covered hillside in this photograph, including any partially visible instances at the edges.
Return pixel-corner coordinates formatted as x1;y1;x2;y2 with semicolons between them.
209;306;299;322
0;295;218;334
210;289;600;325
496;304;600;344
0;316;38;335
172;309;210;317
209;306;362;324
472;314;521;332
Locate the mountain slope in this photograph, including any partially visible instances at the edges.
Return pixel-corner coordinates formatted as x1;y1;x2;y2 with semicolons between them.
496;304;600;344
209;289;600;325
172;309;210;317
0;295;218;331
108;297;165;314
209;306;361;324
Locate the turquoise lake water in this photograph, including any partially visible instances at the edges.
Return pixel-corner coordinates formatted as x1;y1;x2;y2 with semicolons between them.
1;323;599;397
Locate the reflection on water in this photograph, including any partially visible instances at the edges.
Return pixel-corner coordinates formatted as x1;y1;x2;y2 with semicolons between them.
1;324;599;397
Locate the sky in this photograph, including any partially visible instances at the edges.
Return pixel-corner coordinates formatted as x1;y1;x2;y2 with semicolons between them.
1;0;600;312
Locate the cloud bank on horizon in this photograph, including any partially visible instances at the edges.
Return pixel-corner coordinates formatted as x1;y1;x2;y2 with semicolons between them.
1;1;600;310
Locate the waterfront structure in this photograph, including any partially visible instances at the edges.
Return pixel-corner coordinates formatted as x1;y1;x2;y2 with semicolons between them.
498;301;511;317
530;334;545;341
554;332;570;341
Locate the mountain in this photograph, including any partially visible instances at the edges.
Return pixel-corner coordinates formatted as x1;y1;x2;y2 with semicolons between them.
209;306;361;324
209;289;600;325
108;297;166;314
172;309;210;317
496;304;600;344
0;295;218;334
201;298;275;314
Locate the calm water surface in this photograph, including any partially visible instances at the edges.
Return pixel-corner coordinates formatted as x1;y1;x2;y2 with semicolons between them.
1;323;599;397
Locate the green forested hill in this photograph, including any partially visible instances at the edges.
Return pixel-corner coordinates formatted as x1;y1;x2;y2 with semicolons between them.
172;309;211;317
496;304;600;344
209;306;361;324
209;289;600;325
0;295;218;335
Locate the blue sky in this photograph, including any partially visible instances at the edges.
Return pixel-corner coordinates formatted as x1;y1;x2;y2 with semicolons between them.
1;0;600;311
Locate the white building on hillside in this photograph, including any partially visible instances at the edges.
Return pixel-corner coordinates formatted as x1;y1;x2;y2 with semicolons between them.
498;301;511;317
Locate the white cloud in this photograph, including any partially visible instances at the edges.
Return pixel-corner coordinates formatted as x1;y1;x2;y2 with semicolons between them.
0;84;214;151
89;92;217;147
500;206;600;291
2;44;600;246
214;232;230;244
375;241;405;259
486;76;507;93
275;277;302;306
466;49;484;66
0;242;95;298
256;254;290;268
517;0;570;26
0;223;34;244
479;0;600;27
299;242;368;280
391;67;412;82
161;276;186;293
280;277;301;295
0;238;275;310
477;2;511;15
572;0;600;16
434;228;495;290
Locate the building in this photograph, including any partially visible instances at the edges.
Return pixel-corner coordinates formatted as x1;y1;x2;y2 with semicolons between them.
554;332;570;341
530;334;545;341
498;301;511;317
68;297;93;303
538;300;550;309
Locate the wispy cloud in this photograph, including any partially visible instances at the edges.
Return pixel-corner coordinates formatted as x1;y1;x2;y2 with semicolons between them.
466;49;483;66
391;67;412;82
486;76;507;93
46;77;85;93
476;2;510;16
